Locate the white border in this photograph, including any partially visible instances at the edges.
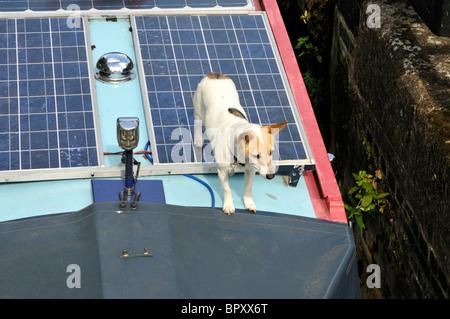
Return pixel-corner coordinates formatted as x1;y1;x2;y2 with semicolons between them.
130;15;160;166
83;16;105;168
0;2;255;19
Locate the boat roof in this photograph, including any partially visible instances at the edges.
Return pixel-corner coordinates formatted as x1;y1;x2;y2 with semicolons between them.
0;201;359;298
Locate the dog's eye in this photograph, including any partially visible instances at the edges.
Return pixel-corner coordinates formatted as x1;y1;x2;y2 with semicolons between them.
256;154;261;159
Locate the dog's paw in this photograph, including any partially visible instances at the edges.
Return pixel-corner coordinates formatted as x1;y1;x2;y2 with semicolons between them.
243;196;256;213
222;201;235;215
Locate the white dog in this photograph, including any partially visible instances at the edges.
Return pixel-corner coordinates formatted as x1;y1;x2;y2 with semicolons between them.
193;72;287;215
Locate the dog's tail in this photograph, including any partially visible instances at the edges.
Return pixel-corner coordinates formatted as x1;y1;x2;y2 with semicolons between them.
282;175;294;187
206;72;229;80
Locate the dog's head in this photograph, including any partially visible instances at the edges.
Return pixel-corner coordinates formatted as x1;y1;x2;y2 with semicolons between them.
237;121;288;179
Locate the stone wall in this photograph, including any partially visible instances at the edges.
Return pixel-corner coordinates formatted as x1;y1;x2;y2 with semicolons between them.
331;0;450;298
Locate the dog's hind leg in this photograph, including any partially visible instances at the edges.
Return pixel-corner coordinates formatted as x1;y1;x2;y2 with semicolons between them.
194;119;203;149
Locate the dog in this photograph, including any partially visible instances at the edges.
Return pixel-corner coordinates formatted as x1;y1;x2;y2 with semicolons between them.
193;72;287;215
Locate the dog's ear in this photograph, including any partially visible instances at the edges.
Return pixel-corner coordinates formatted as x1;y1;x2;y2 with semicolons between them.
267;121;288;135
238;130;255;147
238;130;258;154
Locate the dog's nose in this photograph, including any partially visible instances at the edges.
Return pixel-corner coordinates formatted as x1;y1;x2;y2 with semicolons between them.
266;174;275;180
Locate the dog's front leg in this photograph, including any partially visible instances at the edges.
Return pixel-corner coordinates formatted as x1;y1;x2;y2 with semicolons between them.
218;166;235;215
243;166;256;212
193;119;203;148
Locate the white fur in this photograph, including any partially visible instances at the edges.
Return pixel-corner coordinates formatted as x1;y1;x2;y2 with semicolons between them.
193;73;275;215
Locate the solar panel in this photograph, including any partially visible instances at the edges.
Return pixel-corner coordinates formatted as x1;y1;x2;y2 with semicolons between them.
133;14;314;170
0;0;253;12
0;17;99;174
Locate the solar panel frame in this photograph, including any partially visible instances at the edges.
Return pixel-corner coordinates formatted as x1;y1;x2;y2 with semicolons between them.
131;12;315;175
0;0;254;13
0;15;106;183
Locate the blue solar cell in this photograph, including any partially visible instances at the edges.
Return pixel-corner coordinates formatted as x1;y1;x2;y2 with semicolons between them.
29;1;59;11
61;0;93;11
135;14;310;165
0;17;98;172
0;0;251;12
93;0;124;10
0;1;28;12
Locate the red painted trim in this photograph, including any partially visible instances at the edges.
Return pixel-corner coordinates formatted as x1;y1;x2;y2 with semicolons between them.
303;171;329;220
260;0;347;223
253;0;262;11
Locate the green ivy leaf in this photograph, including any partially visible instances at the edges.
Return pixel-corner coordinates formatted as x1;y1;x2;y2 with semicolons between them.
362;182;373;192
375;192;389;200
355;214;365;232
348;186;359;195
346;193;358;206
361;195;372;208
294;36;309;49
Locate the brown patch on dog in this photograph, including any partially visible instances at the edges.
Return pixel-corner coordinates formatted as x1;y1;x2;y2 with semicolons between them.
266;121;288;134
228;108;247;121
237;121;288;167
238;130;258;158
261;120;288;157
206;72;229;80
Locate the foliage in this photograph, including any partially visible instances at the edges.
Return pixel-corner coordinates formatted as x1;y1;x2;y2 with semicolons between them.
343;170;389;232
286;0;335;114
292;9;325;108
301;69;323;109
300;9;309;24
295;35;323;63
